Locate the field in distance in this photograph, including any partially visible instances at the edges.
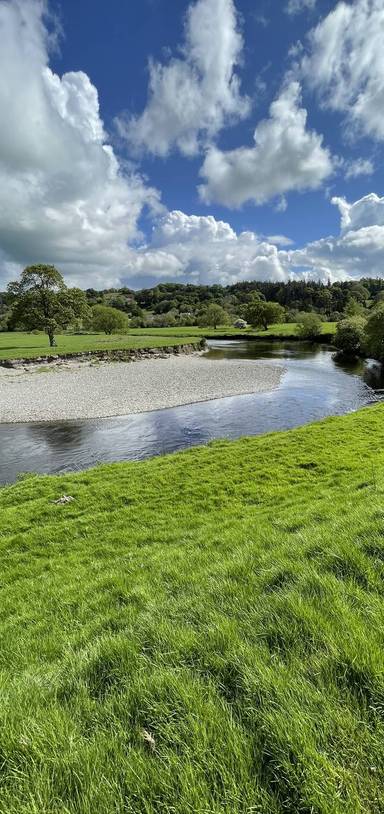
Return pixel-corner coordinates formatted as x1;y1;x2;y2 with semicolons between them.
0;331;202;360
0;322;336;360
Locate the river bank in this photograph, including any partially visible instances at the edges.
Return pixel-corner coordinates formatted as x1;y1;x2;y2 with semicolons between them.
1;405;384;812
0;353;284;423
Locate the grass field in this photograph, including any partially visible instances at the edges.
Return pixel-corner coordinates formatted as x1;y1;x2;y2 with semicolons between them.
0;323;336;360
130;322;337;339
0;404;384;812
0;331;201;360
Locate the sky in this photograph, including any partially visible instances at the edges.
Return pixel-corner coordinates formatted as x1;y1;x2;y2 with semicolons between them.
1;0;384;290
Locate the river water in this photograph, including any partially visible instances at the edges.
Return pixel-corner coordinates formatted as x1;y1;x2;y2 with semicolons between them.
0;340;382;485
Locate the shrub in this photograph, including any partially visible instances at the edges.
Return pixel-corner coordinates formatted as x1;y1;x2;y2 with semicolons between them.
334;317;366;357
365;304;384;360
297;313;323;339
91;305;129;334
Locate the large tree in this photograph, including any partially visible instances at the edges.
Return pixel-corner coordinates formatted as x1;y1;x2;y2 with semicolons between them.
198;304;230;330
246;300;285;330
7;265;90;346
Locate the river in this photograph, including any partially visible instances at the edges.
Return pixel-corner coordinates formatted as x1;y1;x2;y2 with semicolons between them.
0;340;382;485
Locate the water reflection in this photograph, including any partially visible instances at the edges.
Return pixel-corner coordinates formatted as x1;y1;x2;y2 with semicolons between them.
0;340;382;485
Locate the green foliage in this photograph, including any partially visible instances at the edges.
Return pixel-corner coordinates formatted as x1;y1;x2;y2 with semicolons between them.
246;300;285;329
345;297;367;318
365;304;384;360
297;312;323;339
335;317;366;357
91;305;129;334
4;277;384;334
1;406;384;811
198;303;230;329
7;265;90;346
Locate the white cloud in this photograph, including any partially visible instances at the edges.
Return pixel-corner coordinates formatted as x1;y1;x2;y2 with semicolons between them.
2;2;384;293
286;0;316;16
0;0;161;289
289;194;384;281
267;235;294;247
141;210;288;284
199;82;334;207
344;158;374;180
301;0;384;141
116;0;249;157
332;193;384;232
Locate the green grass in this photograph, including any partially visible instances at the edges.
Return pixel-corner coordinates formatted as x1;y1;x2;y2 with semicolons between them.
129;322;336;339
1;405;384;812
0;323;336;361
0;332;201;360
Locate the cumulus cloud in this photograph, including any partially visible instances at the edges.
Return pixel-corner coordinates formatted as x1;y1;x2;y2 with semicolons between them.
141;210;288;284
199;82;334;207
289;193;384;281
286;0;316;16
0;0;161;289
116;0;249;157
332;193;384;232
301;0;384;141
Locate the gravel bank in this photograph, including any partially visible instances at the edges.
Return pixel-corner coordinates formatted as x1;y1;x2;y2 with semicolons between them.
0;355;285;423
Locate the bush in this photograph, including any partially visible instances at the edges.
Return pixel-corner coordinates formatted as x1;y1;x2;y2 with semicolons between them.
297;313;323;339
329;311;343;322
365;305;384;360
286;309;300;324
334;317;366;357
91;305;129;334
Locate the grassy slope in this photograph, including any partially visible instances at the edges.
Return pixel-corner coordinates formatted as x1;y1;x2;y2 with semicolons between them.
1;406;384;813
0;323;336;360
0;332;201;360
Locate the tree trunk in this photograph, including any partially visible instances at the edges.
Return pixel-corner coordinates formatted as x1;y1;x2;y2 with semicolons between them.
48;332;55;347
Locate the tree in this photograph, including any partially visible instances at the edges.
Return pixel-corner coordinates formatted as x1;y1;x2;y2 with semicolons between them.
7;265;90;346
345;298;366;318
198;304;230;329
91;304;129;334
334;317;366;357
246;300;285;330
365;305;384;360
297;312;323;339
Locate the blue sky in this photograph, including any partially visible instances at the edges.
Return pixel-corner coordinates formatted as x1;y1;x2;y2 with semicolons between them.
52;0;372;243
0;0;384;289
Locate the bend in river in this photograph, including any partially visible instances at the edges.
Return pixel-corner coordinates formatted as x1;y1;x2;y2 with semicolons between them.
0;340;382;484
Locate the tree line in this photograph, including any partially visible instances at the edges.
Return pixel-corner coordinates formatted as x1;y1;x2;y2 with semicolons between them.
3;275;384;329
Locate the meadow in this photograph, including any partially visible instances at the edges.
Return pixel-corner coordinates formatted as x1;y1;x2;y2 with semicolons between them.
0;331;201;360
0;322;336;360
0;404;383;812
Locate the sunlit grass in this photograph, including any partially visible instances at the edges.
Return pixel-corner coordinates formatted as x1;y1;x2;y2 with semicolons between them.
129;322;337;338
0;331;201;360
0;404;383;812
